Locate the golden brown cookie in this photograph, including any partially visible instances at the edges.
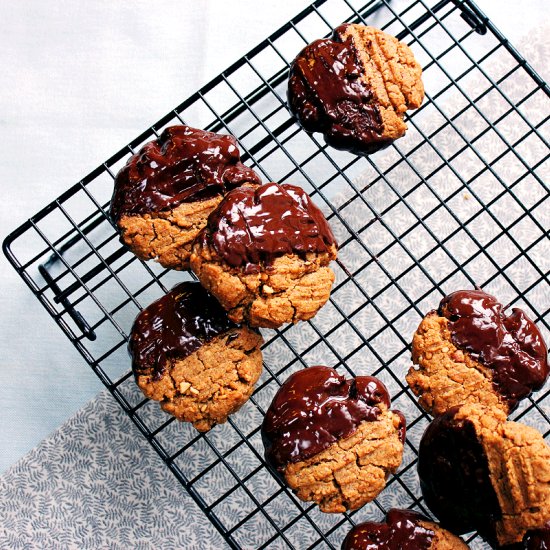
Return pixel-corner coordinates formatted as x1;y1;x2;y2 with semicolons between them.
418;403;550;547
129;281;263;431
288;23;424;155
110;125;261;270
190;182;338;328
341;508;469;549
262;366;405;513
407;290;549;417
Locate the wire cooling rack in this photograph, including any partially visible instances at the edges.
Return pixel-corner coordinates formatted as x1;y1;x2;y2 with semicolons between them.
4;0;549;548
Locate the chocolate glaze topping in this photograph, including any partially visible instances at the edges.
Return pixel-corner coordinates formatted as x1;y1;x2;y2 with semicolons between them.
418;406;501;538
199;182;337;271
288;24;391;155
110;125;261;222
129;282;236;381
261;365;405;470
341;509;435;550
438;289;549;411
521;521;550;550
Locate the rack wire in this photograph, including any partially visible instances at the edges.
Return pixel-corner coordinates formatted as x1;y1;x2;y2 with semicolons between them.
4;0;549;548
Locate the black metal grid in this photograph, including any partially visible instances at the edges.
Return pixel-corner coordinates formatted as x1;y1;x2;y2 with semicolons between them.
3;0;549;548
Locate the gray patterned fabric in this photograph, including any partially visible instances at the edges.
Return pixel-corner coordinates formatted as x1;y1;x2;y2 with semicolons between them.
0;390;227;550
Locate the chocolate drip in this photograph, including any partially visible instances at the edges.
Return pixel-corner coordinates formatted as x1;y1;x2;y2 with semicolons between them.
261;365;404;470
418;407;501;538
288;24;390;155
341;509;434;550
394;410;407;445
110;125;261;222
438;290;549;411
129;282;236;381
199;182;336;271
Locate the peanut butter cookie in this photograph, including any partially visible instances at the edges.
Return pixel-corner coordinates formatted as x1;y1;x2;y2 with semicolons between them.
288;23;424;155
129;281;263;431
190;182;338;328
110;125;261;270
262;366;405;513
418;404;550;547
407;290;549;417
341;508;469;549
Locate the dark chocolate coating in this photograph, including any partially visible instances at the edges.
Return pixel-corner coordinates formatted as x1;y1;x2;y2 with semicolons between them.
110;125;261;222
129;281;236;381
522;522;550;549
418;406;501;538
287;24;391;155
341;509;434;550
438;290;549;411
199;182;337;272
261;365;405;470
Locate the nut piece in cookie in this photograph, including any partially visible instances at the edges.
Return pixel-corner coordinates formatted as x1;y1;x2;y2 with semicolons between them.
288;23;424;155
341;508;469;550
129;281;263;431
110;125;261;270
418;404;550;547
261;366;406;513
190;182;338;328
407;289;549;416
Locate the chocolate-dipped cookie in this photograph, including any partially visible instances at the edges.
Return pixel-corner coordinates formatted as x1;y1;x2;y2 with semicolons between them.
418;404;550;547
110;125;261;270
407;290;549;416
341;509;469;549
190;182;338;328
288;23;424;155
261;366;405;513
129;281;263;431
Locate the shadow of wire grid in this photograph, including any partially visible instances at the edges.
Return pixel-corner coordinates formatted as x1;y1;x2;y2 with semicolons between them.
3;0;549;548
